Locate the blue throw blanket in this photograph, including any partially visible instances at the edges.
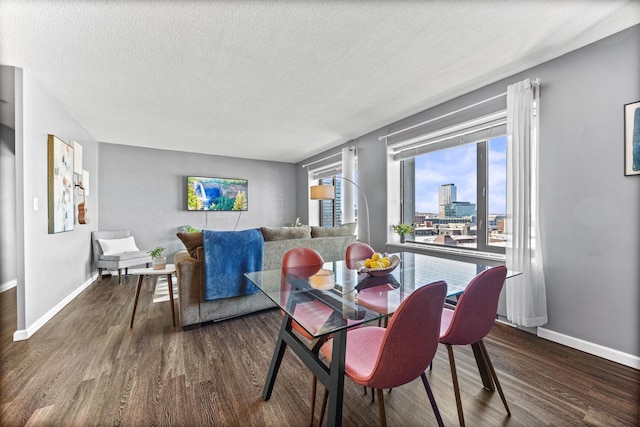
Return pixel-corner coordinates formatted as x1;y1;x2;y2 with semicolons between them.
202;229;264;301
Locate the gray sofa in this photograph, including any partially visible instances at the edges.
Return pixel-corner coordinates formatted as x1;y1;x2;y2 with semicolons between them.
174;225;357;328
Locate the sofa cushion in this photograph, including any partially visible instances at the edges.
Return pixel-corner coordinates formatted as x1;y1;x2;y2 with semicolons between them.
311;222;357;238
177;232;203;258
98;236;139;255
260;225;311;241
100;251;150;261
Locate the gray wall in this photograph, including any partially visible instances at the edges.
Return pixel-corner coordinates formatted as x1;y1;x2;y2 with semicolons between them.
11;66;99;332
98;143;298;261
297;25;640;357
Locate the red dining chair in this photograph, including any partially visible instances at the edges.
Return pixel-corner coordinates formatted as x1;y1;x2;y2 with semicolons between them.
281;247;335;341
439;265;510;427
345;242;375;269
317;281;447;427
281;247;333;425
346;242;393;329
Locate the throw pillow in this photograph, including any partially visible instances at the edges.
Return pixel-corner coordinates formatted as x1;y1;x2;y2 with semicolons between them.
98;236;139;256
260;225;311;241
311;222;357;238
176;231;203;258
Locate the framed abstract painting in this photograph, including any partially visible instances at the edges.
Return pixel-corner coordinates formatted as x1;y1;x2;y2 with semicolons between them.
624;101;640;176
48;134;75;233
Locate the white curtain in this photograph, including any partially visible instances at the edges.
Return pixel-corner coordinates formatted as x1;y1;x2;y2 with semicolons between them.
341;147;356;224
505;78;548;327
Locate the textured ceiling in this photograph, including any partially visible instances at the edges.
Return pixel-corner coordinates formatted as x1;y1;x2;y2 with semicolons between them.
1;1;639;163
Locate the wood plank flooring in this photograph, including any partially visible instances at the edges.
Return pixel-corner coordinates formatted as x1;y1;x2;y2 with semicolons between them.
1;276;638;426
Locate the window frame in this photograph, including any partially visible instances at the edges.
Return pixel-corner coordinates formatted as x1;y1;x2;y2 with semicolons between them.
400;138;505;255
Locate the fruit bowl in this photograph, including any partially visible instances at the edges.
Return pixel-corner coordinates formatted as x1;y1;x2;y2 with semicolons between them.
356;254;400;276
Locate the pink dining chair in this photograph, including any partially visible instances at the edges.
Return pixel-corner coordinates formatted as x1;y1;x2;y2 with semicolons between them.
346;242;394;329
439;265;510;427
281;247;332;425
317;281;447;427
345;242;375;269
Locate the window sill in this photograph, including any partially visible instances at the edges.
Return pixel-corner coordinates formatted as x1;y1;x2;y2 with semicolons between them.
385;241;506;264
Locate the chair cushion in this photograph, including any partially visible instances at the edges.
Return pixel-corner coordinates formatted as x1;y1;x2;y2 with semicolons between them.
311;222;356;238
98;236;139;255
177;231;203;258
321;326;386;385
439;307;455;339
100;251;150;261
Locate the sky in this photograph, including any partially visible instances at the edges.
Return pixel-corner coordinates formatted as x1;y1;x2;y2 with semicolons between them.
414;136;507;215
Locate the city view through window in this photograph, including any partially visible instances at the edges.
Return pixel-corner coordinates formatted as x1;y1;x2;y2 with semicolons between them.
409;136;507;250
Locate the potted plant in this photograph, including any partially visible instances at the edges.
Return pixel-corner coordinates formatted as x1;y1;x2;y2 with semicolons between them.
148;246;167;270
392;223;414;243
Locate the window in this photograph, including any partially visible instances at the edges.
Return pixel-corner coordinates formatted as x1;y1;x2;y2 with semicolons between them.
401;134;507;254
319;175;343;227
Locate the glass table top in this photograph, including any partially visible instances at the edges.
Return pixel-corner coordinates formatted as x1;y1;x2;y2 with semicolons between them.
245;252;509;339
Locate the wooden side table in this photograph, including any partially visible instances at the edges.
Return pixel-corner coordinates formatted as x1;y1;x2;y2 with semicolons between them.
128;264;177;328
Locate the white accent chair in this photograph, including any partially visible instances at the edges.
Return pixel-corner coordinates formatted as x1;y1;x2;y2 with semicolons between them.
91;230;151;285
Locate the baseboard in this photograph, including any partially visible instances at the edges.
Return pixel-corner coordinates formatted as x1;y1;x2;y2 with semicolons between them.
1;279;17;293
13;274;98;342
537;327;640;370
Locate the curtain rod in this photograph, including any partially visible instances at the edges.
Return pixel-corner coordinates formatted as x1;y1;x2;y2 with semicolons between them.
301;146;355;169
378;92;507;141
378;79;540;142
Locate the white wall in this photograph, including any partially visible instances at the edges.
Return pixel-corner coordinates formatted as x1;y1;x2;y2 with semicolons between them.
297;25;640;361
12;67;99;338
1;124;17;289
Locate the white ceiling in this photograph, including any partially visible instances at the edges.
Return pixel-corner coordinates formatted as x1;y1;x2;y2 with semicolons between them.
1;1;639;163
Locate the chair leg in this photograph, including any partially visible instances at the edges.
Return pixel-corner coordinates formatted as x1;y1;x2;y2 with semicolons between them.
479;339;511;416
446;343;465;427
118;269;123;285
98;268;103;282
420;372;444;427
376;388;387;427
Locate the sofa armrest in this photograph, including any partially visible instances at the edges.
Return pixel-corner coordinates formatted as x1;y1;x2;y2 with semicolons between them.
174;250;203;327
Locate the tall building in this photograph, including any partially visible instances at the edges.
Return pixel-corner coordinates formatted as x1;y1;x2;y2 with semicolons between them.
439;183;456;218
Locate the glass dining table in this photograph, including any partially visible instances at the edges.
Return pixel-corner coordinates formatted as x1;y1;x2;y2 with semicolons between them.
244;251;517;427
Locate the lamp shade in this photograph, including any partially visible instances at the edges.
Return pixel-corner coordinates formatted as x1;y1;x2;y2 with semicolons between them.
310;184;335;200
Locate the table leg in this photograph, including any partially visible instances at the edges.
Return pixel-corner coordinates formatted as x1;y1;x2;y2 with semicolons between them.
130;275;144;328
262;315;292;401
326;328;347;427
167;273;176;327
472;341;494;391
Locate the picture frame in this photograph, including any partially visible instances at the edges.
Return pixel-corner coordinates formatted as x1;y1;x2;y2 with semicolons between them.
624;100;640;176
187;176;248;211
48;134;75;233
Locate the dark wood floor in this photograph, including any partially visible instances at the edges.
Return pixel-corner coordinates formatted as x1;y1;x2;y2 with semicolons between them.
1;276;638;426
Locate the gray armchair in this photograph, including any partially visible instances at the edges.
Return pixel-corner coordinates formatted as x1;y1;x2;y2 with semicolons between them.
91;230;152;284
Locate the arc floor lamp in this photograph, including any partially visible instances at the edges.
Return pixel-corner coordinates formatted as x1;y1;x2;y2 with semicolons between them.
310;176;370;245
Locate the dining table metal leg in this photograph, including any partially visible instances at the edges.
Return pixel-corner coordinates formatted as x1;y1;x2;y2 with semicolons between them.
262;315;292;400
471;341;495;391
325;328;347;427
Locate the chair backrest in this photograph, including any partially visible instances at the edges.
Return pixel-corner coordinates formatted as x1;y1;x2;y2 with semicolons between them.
281;246;324;298
91;230;131;263
368;281;447;389
439;265;507;346
345;242;375;269
281;247;324;276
